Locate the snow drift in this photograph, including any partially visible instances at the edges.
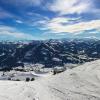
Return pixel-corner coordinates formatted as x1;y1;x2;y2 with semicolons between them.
0;60;100;100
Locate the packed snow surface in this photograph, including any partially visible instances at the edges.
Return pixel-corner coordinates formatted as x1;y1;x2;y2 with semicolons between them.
1;60;100;100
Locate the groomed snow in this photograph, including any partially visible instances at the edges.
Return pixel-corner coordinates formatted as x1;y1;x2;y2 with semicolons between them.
1;60;100;100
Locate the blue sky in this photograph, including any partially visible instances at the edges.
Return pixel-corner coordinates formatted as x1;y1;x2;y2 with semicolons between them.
0;0;100;40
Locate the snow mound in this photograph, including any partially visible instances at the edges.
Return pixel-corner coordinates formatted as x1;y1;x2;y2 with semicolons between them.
45;60;100;100
1;60;100;100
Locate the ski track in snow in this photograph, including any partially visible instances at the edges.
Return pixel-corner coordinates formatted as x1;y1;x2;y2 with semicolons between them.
1;60;100;100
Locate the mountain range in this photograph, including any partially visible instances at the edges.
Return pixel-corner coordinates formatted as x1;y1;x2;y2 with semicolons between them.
0;38;100;69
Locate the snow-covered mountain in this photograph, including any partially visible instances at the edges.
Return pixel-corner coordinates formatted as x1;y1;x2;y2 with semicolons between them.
0;38;100;70
0;60;100;100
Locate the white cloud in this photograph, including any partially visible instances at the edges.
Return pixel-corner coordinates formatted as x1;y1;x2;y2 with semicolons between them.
16;20;23;24
48;17;69;24
42;17;100;34
47;17;81;24
47;0;92;15
55;33;66;36
0;25;35;40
